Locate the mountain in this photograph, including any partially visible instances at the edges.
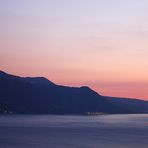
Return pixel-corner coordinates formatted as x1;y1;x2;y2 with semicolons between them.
105;97;148;113
0;70;148;114
0;71;55;86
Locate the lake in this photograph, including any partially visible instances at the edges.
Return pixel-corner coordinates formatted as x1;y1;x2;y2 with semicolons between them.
0;114;148;148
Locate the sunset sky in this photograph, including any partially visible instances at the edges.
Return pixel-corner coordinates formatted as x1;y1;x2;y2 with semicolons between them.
0;0;148;100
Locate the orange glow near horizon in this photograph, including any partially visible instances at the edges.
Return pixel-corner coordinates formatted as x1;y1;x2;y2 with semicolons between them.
0;1;148;100
1;69;147;100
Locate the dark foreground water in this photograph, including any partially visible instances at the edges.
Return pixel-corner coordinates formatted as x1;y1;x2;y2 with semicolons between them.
0;114;148;148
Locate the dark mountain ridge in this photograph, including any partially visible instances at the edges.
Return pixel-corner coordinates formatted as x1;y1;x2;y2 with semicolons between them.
0;71;55;86
0;71;148;114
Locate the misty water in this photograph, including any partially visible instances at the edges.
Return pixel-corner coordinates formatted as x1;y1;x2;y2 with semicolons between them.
0;114;148;148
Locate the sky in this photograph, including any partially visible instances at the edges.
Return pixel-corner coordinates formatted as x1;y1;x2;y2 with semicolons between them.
0;0;148;100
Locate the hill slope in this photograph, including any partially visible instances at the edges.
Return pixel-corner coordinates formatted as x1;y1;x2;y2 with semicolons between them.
0;71;148;114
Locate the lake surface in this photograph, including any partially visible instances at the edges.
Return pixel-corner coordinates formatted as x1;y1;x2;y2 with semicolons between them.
0;114;148;148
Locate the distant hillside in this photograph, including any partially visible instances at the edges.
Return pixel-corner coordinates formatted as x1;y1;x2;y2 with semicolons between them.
0;71;148;114
105;97;148;113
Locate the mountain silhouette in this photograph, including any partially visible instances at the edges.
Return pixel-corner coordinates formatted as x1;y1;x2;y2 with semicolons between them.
0;71;148;114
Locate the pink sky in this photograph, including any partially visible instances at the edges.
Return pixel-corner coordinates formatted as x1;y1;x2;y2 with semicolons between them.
0;0;148;100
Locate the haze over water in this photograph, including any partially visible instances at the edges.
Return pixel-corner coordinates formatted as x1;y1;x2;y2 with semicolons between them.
0;114;148;148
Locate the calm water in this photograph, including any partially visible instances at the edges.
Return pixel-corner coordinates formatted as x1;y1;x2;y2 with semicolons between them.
0;114;148;148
